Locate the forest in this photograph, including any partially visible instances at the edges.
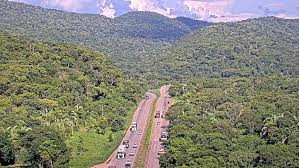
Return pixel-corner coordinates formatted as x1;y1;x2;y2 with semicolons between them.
0;0;210;76
0;0;299;168
0;32;146;167
161;77;299;167
146;17;299;81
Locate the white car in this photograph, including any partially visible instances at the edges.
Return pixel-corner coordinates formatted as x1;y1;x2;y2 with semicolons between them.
133;144;138;148
137;130;142;135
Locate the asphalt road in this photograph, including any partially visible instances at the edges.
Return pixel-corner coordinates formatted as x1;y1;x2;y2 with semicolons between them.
145;86;170;168
92;92;156;168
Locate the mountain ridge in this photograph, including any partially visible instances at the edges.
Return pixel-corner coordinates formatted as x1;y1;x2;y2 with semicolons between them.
0;0;211;75
145;16;299;80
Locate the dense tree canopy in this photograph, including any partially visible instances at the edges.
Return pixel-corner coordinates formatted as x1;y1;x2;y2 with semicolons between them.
161;77;299;167
0;0;210;75
0;130;15;166
0;32;146;167
1;1;299;168
146;17;299;81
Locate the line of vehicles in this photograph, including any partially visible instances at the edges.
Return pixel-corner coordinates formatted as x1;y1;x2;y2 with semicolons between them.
155;110;169;156
113;94;169;168
114;94;151;168
115;121;142;168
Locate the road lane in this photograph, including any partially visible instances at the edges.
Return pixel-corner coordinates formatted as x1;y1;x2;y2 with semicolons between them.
145;86;170;168
92;92;156;168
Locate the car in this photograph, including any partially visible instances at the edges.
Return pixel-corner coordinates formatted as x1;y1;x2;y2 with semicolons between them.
158;148;165;155
125;160;132;168
161;142;168;149
129;152;135;156
122;140;129;148
160;131;168;142
131;122;137;132
137;130;142;135
157;122;160;125
145;94;149;100
133;144;138;148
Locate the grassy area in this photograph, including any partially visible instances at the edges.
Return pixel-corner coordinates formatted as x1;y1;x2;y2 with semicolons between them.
135;92;159;168
66;105;137;168
67;130;122;168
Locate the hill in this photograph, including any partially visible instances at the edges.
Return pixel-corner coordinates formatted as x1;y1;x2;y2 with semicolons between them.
175;17;211;31
0;31;146;167
147;17;299;80
162;77;299;167
114;11;190;41
0;0;211;74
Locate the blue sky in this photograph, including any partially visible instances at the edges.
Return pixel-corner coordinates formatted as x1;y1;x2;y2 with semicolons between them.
10;0;299;22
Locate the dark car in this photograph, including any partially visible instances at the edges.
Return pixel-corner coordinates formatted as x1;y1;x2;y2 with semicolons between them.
125;160;132;168
122;140;129;148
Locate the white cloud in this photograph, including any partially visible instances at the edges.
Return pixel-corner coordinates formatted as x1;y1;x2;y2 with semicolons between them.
183;0;232;20
121;0;252;22
98;0;116;17
55;0;82;12
9;0;299;22
125;0;173;17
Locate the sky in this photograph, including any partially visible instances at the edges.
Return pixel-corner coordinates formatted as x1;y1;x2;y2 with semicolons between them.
9;0;299;22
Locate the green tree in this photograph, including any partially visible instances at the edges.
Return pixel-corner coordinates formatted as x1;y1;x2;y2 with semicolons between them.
111;117;124;132
0;131;15;166
19;127;70;168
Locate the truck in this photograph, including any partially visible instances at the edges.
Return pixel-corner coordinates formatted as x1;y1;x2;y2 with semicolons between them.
122;140;129;148
130;122;137;132
116;145;126;159
159;131;168;142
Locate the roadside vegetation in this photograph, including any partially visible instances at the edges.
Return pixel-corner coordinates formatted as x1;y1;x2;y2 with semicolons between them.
0;32;146;167
67;103;137;168
1;1;299;168
161;77;299;167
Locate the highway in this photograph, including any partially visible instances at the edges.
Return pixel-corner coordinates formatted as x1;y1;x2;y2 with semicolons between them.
92;92;156;168
144;86;170;168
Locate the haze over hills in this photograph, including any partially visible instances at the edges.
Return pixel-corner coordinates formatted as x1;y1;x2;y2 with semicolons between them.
146;17;299;80
0;0;211;75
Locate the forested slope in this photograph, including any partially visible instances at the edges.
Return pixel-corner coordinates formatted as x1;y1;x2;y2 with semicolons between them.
148;17;299;80
0;32;146;167
0;0;210;75
162;77;299;167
